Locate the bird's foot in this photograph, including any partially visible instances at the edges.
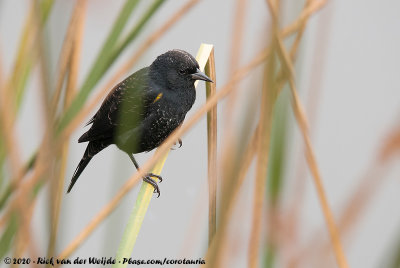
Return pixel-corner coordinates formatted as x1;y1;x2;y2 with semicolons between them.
147;172;162;183
171;138;183;150
143;173;163;198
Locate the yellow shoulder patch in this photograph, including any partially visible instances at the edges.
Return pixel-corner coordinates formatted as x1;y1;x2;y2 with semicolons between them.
152;93;163;104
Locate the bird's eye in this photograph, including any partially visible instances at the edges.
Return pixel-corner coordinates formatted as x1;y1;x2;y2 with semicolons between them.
179;69;185;75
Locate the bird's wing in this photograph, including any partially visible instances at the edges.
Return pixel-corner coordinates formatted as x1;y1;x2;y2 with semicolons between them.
78;67;160;143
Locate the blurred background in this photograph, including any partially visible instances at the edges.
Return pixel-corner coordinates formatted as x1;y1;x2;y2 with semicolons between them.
0;0;400;267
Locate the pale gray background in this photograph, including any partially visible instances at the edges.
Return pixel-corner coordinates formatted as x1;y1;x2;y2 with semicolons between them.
1;0;400;267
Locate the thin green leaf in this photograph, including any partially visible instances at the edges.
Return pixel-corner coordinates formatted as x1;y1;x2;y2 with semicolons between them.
0;213;18;259
0;146;5;188
263;242;276;268
0;183;43;258
72;0;141;116
263;87;290;268
14;0;54;109
267;87;289;205
58;0;166;133
0;184;13;210
39;0;55;21
108;0;166;70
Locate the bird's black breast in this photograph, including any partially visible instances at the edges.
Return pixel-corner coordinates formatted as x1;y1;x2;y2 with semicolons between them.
135;86;196;152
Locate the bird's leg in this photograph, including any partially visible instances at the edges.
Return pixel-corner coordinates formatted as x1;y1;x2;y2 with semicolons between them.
128;153;140;169
171;138;183;150
128;154;162;197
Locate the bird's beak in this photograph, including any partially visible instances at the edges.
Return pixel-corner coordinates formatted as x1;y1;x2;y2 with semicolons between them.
191;68;213;83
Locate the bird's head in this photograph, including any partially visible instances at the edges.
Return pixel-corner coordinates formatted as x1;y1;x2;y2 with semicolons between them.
150;49;213;90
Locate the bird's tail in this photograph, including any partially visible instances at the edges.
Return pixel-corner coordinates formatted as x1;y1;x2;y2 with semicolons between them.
67;141;109;193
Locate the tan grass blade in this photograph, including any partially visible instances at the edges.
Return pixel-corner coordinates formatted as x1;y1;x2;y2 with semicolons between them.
0;66;22;179
248;37;277;268
48;0;87;259
12;1;54;258
272;19;350;268
264;0;320;263
224;0;247;126
286;4;333;264
50;1;86;112
296;123;400;267
215;129;259;267
7;3;35;116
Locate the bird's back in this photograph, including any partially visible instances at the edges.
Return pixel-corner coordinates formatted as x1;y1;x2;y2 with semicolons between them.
78;67;152;144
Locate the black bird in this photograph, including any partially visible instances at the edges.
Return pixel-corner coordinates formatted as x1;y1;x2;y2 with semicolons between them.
67;49;213;196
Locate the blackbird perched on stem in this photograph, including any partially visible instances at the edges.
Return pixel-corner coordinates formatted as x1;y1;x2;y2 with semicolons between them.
67;49;213;196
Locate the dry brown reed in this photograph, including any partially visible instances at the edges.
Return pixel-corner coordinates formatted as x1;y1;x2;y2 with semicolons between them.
270;2;350;265
48;0;88;259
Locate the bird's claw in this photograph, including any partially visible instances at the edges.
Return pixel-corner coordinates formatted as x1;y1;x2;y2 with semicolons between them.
147;172;162;183
171;138;183;150
143;173;163;197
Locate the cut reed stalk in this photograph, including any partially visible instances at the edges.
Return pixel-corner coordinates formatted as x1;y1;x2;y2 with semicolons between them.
204;46;218;246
